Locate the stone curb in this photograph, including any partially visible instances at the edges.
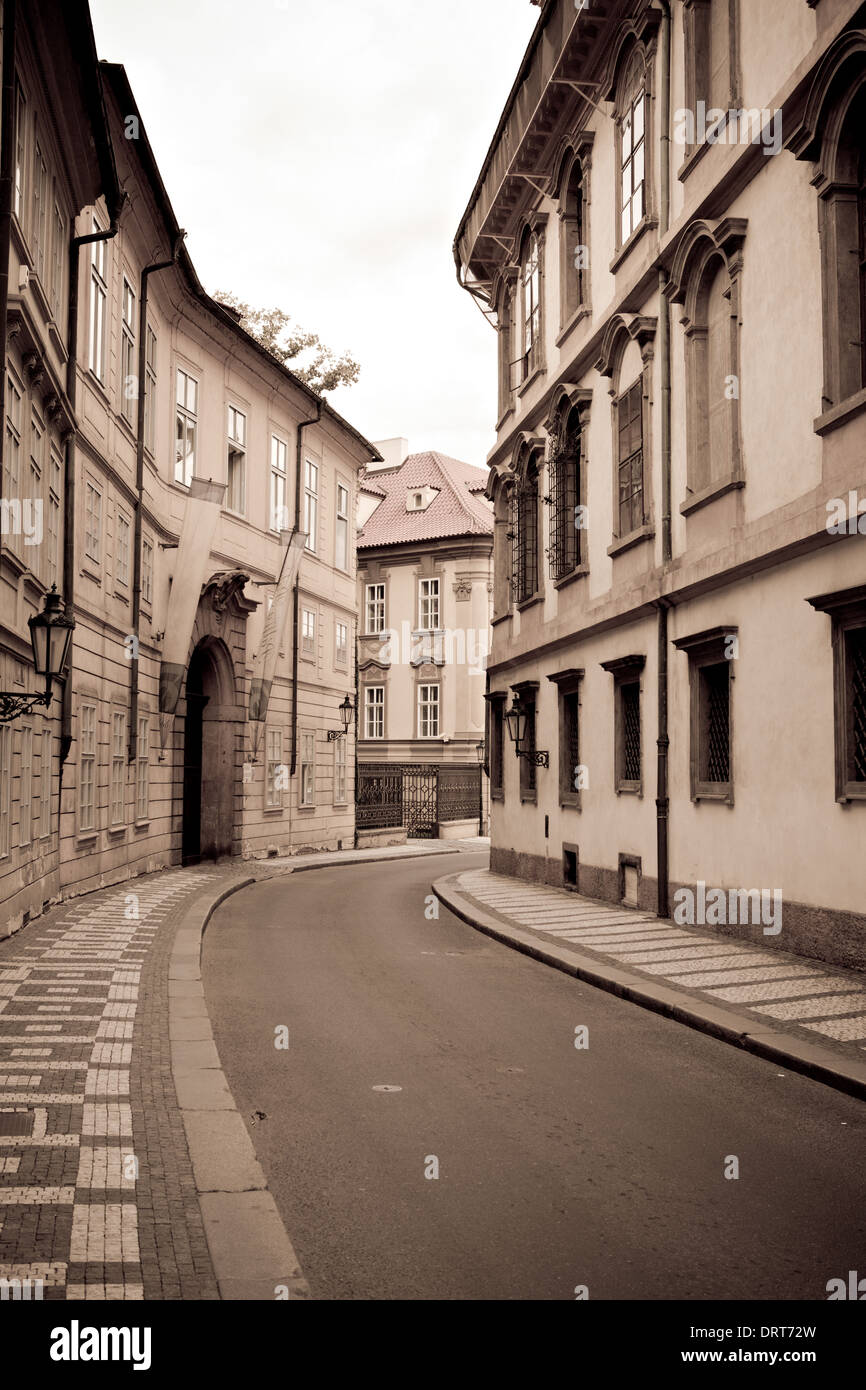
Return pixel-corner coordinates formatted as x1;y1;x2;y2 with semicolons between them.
432;873;866;1105
284;846;461;874
168;875;310;1301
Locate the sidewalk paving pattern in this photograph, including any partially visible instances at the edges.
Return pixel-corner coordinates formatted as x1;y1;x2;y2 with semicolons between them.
0;869;223;1300
455;870;866;1057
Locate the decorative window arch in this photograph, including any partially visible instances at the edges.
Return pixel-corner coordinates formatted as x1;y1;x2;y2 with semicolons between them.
786;30;866;414
516;226;543;385
508;436;544;604
544;388;592;582
555;134;594;330
610;41;655;253
666;217;747;507
489;467;514;621
494;267;518;421
596;314;657;549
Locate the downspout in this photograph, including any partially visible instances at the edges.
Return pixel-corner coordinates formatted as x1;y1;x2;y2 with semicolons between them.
656;0;673;920
128;234;185;765
59;202;125;769
289;400;322;776
0;0;17;518
353;621;359;848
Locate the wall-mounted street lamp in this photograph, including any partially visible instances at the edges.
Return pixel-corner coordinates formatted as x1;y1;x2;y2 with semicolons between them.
0;587;74;723
475;740;485;765
327;694;355;742
504;699;549;767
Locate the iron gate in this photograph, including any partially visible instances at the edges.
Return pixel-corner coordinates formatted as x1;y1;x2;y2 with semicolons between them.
356;763;481;839
402;765;439;838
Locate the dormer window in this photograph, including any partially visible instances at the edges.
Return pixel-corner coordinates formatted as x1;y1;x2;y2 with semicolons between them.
406;486;439;512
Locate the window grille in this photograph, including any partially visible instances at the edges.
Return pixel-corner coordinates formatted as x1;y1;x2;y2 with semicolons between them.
548;415;581;580
617;380;643;536
511;461;539;603
621;681;641;783
847;628;866;782
700;662;730;783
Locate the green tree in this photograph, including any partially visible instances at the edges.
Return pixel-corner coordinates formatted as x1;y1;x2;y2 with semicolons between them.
214;292;360;395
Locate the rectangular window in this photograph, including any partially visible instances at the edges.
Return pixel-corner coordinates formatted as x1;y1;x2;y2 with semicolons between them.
364;686;384;740
270;435;288;531
673;629;734;803
300;732;315;807
47;442;61;585
227;405;246;514
32;142;48;284
4;369;22;505
266;728;283;809
175;368;198;486
19;726;32;848
29;409;43;531
14;83;27;225
116;511;130;587
366;583;385;634
79;702;96;833
84;481;102;565
559;687;582;804
110;710;126;827
40;727;52;838
121;278;136;425
144;326;157;454
141;536;153;605
417;684;440;739
334;737;347;804
489;697;505;798
807;593;866;801
51;201;66;320
335;620;348;666
136;715;149;822
621;88;646;244
0;725;10;857
304;459;318;551
518;692;538;800
418;578;440;631
336;482;349;570
88;220;107;382
616;380;644;537
619;681;642;788
302;607;316;654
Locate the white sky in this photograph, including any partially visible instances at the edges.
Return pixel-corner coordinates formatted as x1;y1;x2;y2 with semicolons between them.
89;0;539;467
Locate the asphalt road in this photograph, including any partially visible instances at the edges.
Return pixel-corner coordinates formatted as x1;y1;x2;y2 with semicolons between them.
202;849;866;1301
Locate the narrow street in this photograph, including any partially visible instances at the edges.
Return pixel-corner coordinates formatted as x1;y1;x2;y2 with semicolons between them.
203;848;866;1301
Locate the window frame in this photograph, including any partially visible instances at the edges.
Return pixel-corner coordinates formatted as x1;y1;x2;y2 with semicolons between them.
78;699;97;835
301;606;316;656
265;727;284;811
335;619;348;668
226;404;247;516
418;577;440;632
175;366;198;487
333;736;348;806
0;724;11;858
300;731;316;808
121;276;137;426
136;714;150;824
110;709;127;828
19;724;33;848
512;682;539;803
270;434;288;533
806;587;866;803
40;726;52;840
417;683;440;740
486;692;507;801
84;478;102;568
672;628;736;804
365;582;386;635
335;479;350;571
88;216;108;383
144;325;157;455
364;684;385;740
304;458;319;553
601;655;645;795
116;508;131;589
548;670;584;808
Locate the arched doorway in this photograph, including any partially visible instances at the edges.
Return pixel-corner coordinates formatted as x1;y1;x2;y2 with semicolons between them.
182;637;237;864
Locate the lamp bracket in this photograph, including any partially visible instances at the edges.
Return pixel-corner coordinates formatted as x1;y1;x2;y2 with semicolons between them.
517;749;550;768
0;689;52;723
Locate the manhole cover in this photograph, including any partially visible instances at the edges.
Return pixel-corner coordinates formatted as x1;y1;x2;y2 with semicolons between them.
0;1110;34;1136
372;1085;402;1093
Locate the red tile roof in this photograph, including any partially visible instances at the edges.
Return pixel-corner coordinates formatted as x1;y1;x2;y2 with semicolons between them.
357;451;493;548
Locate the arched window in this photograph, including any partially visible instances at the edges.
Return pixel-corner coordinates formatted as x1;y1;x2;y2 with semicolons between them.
549;407;583;581
511;450;540;604
519;230;541;383
857;110;866;392
692;255;732;493
618;51;647;246
559;158;587;325
684;0;738;146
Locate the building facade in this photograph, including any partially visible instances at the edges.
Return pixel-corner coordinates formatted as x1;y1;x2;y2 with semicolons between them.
455;0;866;967
1;10;376;937
357;441;492;837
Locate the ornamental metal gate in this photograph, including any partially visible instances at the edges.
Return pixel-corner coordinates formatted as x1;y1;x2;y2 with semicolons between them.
356;763;481;839
402;765;438;838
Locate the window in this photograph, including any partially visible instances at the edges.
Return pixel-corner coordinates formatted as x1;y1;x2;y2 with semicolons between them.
519;229;541;382
47;442;61;586
227;405;246;514
0;725;10;857
334;737;347;805
110;711;126;827
19;726;32;848
88;220;107;382
549;405;584;580
32;142;48;284
79;702;96;832
616;379;644;536
601;655;645;794
418;578;440;631
620;70;647;245
121;279;136;425
300;732;315;806
14;83;27;225
84;481;102;565
366;582;385;634
806;588;866;802
488;696;506;799
685;0;735;141
418;684;440;738
51;202;66;320
141;537;153;605
116;511;130;587
364;686;384;740
175;368;198;486
673;629;734;803
29;408;43;516
304;459;318;551
559;149;591;327
40;727;52;838
266;728;283;809
136;715;149;822
270;435;288;531
511;451;540;604
514;686;538;800
4;369;22;505
549;670;584;807
144;327;157;454
302;607;316;654
336;482;349;570
335;620;348;666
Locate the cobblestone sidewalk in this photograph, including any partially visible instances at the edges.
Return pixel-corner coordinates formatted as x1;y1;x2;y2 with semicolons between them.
0;868;234;1301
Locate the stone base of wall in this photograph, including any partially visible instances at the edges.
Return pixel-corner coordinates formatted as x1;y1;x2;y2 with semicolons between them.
356;827;407;849
489;846;866;971
438;819;480;840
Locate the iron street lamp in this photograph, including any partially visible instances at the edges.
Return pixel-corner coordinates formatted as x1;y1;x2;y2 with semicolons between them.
327;693;355;742
504;699;549;768
0;586;74;723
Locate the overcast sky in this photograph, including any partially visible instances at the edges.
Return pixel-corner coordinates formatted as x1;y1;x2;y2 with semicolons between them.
89;0;539;468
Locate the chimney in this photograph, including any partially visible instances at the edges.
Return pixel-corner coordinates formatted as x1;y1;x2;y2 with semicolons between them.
369;437;410;472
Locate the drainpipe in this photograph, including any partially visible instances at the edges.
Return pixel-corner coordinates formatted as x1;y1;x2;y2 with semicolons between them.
353;622;359;848
128;234;185;765
289;400;322;776
656;1;673;920
0;0;17;518
59;201;125;769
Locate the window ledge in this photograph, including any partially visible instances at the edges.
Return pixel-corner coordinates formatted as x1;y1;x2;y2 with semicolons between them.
80;564;101;585
553;564;589;592
516;593;543;613
677;140;713;183
555;305;590;349
517;362;545;398
694;788;734;805
134;819;150;830
680;475;745;517
297;805;316;813
838;788;866;803
814;386;866;437
496;404;515;432
559;795;582;811
262;807;285;816
491;612;513;628
607;524;654;559
490;789;505;803
609;217;658;274
519;791;538;805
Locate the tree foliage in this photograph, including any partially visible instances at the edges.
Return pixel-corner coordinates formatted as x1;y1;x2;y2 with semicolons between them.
214;291;360;395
